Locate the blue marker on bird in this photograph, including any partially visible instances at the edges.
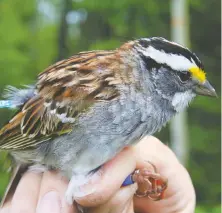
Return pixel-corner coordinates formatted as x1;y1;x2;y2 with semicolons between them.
0;100;15;109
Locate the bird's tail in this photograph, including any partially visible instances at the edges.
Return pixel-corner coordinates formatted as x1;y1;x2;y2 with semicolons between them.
0;163;29;207
0;85;35;109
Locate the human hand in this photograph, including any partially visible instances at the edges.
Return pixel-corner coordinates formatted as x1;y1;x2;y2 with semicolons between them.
0;136;195;213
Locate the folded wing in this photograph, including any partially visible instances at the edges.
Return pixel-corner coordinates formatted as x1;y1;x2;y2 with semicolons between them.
0;51;119;150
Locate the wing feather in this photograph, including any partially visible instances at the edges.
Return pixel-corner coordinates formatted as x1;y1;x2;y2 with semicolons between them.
0;51;120;150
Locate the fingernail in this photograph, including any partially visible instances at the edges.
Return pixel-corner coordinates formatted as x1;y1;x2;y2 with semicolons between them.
37;191;61;213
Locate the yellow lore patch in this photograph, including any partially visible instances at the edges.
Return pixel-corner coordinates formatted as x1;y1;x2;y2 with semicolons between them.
189;67;206;83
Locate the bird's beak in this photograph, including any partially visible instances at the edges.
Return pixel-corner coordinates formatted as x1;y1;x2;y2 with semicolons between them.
194;80;217;97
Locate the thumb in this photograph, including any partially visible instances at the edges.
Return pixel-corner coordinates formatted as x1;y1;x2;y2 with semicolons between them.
75;147;137;207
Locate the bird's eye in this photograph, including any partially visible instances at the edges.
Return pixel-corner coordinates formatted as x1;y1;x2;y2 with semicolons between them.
178;71;191;82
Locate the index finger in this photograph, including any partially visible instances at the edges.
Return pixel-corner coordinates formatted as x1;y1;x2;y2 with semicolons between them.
7;172;42;213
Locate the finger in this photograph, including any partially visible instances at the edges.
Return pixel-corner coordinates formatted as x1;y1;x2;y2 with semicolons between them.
9;172;42;213
37;170;77;213
133;136;195;213
0;206;10;213
134;136;180;170
76;147;137;207
86;183;137;213
125;200;135;213
107;184;136;213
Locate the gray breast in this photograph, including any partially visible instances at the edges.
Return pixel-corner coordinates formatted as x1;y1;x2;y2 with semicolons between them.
46;90;174;177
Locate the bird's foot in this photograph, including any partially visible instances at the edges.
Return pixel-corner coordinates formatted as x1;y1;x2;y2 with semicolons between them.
132;166;168;200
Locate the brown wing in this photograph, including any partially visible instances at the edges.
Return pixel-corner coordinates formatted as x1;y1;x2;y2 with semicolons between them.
0;51;120;150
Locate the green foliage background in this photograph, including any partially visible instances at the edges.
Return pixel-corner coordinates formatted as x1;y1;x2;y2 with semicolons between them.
0;0;220;211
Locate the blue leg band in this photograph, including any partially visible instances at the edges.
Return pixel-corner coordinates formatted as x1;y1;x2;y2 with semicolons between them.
122;174;134;186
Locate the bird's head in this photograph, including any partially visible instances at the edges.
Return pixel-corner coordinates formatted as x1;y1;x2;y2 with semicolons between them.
134;37;217;112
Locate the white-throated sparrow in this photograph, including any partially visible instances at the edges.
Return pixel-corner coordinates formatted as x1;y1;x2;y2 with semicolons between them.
0;37;217;205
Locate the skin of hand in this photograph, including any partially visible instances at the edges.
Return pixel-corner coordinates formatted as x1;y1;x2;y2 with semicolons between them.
0;136;196;213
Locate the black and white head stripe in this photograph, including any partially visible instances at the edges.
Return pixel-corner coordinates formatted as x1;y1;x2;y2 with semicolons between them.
135;37;203;71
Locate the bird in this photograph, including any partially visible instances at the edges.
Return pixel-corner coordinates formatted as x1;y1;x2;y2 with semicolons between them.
0;37;217;205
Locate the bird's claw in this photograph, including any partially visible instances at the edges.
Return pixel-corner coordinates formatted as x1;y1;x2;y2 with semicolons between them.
132;166;168;200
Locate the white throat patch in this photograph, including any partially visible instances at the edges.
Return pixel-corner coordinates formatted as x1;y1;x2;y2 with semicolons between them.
138;46;196;71
172;90;196;112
